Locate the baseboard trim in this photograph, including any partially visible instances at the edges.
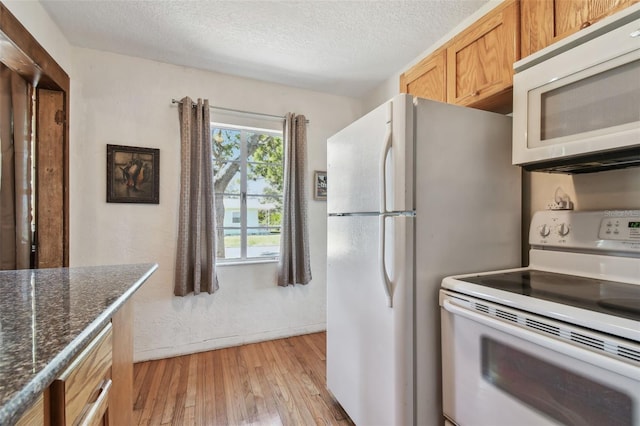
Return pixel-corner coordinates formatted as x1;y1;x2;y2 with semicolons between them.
133;323;326;362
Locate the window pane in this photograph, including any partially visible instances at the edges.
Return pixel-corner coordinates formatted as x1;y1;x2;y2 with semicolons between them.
214;165;241;194
218;194;240;227
218;228;240;260
247;194;281;259
247;228;281;259
247;134;283;164
212;128;240;160
247;195;282;227
247;163;282;195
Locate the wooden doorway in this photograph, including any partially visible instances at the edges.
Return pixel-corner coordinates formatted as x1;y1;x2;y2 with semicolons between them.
1;3;69;267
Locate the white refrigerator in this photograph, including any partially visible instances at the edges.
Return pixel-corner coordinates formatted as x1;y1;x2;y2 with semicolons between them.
326;94;521;426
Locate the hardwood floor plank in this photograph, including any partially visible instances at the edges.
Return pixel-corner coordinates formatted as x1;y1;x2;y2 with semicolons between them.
221;347;247;424
185;351;198;409
193;352;206;424
207;350;223;425
280;336;351;423
133;361;150;402
256;339;307;425
183;405;196;426
265;339;318;425
274;337;348;426
133;332;354;426
241;345;277;422
147;356;174;425
136;358;167;425
160;354;190;424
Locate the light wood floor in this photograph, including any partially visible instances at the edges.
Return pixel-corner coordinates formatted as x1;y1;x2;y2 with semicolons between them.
132;332;354;425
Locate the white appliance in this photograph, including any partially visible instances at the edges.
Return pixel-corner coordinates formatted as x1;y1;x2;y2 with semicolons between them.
326;94;521;426
512;4;640;173
441;210;640;426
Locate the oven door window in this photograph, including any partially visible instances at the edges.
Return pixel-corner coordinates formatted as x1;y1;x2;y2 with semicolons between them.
482;337;633;426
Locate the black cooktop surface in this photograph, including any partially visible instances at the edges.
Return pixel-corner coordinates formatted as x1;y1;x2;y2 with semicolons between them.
462;270;640;322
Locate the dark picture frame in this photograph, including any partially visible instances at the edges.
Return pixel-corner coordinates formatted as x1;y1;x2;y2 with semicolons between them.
314;170;327;200
106;144;160;204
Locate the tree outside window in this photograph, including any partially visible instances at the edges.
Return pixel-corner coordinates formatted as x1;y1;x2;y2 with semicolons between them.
212;124;283;261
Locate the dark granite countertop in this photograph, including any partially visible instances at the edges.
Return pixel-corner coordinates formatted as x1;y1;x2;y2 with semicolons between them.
0;263;158;425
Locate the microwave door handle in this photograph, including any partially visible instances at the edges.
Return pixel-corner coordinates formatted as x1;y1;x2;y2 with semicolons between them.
442;299;640;379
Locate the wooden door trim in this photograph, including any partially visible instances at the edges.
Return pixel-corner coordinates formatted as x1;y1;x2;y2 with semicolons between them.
0;1;70;266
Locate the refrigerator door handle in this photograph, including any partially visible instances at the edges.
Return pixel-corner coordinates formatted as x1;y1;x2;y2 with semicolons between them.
379;122;392;214
379;213;393;308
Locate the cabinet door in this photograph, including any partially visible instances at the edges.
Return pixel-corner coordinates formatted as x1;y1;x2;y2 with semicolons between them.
521;0;638;57
446;0;519;113
50;324;113;426
399;48;446;102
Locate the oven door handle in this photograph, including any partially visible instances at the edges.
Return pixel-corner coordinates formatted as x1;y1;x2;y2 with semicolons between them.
442;298;640;379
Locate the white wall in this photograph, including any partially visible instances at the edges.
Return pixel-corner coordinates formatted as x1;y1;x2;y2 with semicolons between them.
69;48;364;361
3;0;73;75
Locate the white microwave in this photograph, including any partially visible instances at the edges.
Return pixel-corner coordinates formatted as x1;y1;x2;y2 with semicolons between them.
512;5;640;174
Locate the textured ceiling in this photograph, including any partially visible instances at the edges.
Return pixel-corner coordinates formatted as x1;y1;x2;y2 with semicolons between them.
40;0;490;98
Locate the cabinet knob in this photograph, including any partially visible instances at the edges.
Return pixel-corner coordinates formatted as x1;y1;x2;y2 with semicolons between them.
472;90;480;97
580;21;591;29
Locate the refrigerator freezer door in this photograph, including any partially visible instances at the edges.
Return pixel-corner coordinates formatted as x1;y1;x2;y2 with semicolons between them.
327;214;414;426
327;94;414;214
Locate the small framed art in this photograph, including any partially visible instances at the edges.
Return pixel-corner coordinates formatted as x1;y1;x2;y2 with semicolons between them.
106;144;160;204
314;170;327;201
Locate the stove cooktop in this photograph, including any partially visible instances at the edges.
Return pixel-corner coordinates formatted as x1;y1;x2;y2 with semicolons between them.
462;270;640;322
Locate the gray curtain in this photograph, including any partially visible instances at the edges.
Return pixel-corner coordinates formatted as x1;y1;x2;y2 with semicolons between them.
0;64;32;270
278;113;312;286
174;97;218;296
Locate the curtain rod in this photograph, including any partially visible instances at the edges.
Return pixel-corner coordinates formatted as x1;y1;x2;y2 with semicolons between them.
171;99;309;124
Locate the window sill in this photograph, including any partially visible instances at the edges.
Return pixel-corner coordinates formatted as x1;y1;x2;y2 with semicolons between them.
216;259;279;267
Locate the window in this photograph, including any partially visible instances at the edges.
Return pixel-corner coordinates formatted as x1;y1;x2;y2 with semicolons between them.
212;123;283;262
231;211;240;224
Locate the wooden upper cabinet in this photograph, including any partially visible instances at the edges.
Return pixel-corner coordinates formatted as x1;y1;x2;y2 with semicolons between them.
446;0;519;113
399;48;446;102
521;0;639;57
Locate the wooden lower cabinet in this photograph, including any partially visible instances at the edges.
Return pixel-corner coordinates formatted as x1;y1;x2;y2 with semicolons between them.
50;324;113;426
21;300;136;426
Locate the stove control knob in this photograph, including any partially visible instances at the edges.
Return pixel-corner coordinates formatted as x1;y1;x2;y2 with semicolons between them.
558;223;570;237
539;224;551;237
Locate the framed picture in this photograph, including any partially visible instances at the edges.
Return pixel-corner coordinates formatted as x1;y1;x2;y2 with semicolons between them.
106;144;160;204
314;170;327;200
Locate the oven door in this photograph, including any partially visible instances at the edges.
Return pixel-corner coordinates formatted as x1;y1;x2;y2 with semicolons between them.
440;291;640;426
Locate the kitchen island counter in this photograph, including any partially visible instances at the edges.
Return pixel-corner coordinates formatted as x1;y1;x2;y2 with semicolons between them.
0;263;158;425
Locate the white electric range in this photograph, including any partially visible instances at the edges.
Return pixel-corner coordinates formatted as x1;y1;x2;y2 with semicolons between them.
440;210;640;426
